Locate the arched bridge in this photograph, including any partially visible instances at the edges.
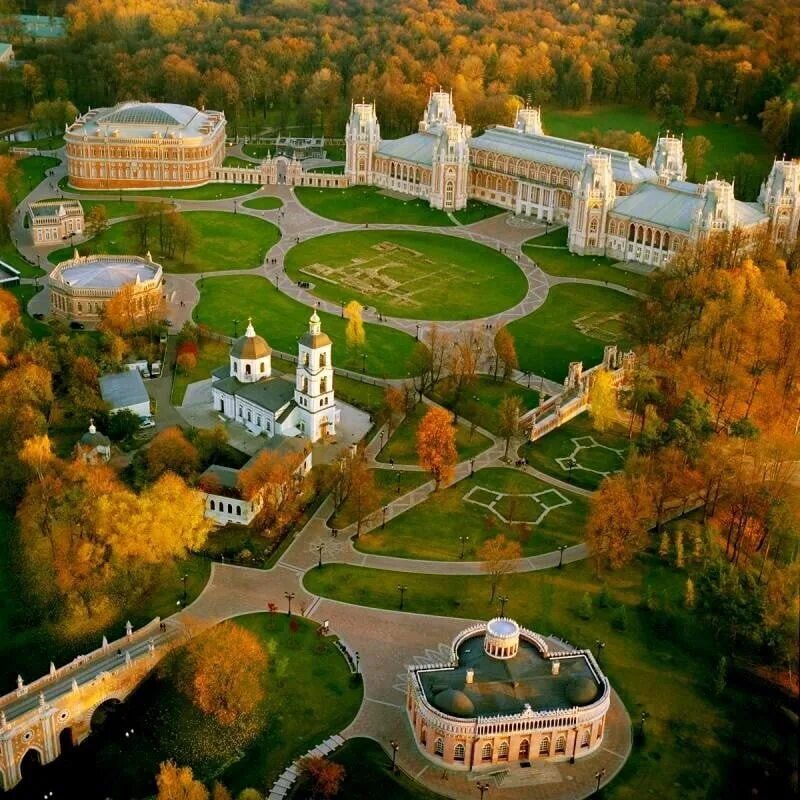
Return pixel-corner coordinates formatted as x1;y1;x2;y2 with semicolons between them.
0;618;182;791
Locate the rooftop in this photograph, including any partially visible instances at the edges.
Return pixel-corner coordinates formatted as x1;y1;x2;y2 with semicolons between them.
419;634;601;718
99;371;149;411
53;255;160;289
377;132;439;166
17;14;66;38
29;199;83;219
214;375;295;413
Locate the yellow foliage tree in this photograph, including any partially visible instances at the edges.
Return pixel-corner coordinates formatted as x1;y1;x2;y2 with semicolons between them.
344;300;365;351
477;534;522;602
416;405;457;490
155;761;209;800
588;369;617;432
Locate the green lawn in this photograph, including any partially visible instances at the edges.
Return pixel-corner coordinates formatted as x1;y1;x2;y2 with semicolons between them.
6;284;51;339
242;195;284;210
545;104;772;191
434;375;539;436
451;200;505;225
58;175;258;200
307;165;345;174
223;155;258;168
171;338;229;405
285;230;527;321
0;240;44;277
508;284;635;382
242;143;274;159
80;199;167;220
12;155;60;204
329;373;386;414
288;738;443;800
521;414;632;491
48;211;280;273
195;275;418;378
329;468;429;530
13;134;65;151
295;185;455;225
377;403;493;466
303;551;779;800
524;228;651;293
356;467;587;560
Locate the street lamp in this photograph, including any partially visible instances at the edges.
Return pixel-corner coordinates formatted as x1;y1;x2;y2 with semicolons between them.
340;299;345;318
557;544;568;569
382;506;388;529
397;584;408;610
595;640;606;665
389;739;399;772
567;457;577;482
315;542;325;568
498;595;509;617
470;458;475;476
380;429;385;449
459;535;469;560
285;591;295;616
182;572;188;604
234;199;238;214
354;651;360;673
594;768;606;794
477;781;490;800
396;473;401;494
415;323;420;341
233;318;240;338
361;352;368;373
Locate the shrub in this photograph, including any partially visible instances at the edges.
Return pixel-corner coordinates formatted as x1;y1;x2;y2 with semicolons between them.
611;605;628;630
578;592;593;620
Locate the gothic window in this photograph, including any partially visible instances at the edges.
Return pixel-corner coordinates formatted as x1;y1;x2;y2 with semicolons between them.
321;377;327;393
210;500;215;510
260;362;265;373
233;362;237;373
227;503;232;514
481;743;493;761
320;353;326;367
304;353;310;367
498;742;509;760
421;728;427;746
519;740;530;759
303;377;308;393
445;181;454;207
628;223;636;241
589;218;599;234
434;738;444;757
555;735;567;754
454;743;465;762
539;737;550;755
245;363;251;375
236;506;241;516
581;730;591;747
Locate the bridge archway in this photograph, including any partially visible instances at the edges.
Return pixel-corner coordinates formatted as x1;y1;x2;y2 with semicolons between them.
90;698;122;731
19;747;43;780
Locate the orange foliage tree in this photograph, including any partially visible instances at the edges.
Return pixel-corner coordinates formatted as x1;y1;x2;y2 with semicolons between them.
477;534;522;602
147;426;200;479
416;406;457;490
155;760;209;800
238;448;308;531
299;755;346;799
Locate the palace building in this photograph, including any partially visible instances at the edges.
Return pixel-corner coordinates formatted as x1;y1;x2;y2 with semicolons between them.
48;251;164;323
211;311;339;443
346;92;800;265
28;198;83;246
407;618;611;770
65;101;226;190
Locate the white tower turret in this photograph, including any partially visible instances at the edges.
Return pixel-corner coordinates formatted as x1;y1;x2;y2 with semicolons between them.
345;101;381;186
648;134;687;184
568;151;616;256
419;89;458;133
295;309;337;442
514;106;543;136
691;178;739;238
430;119;471;212
229;317;272;383
758;158;800;247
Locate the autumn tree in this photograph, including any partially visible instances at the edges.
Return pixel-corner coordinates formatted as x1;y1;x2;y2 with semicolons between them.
147;427;200;479
588;370;617;433
448;326;484;407
586;473;654;572
497;395;522;459
176;622;268;725
408;324;450;401
155;761;209;800
383;384;411;435
478;534;522;602
344;300;365;352
177;352;197;373
416;406;457;490
684;136;712;182
299;756;346;799
210;784;233;800
84;205;108;240
331;448;379;536
492;326;518;381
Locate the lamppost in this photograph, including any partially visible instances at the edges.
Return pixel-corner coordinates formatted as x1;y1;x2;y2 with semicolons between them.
285;591;295;616
361;352;367;373
594;767;606;794
459;535;469;560
567;457;577;483
498;595;509;617
396;472;401;494
389;739;399;772
380;429;385;450
397;584;408;610
354;651;360;673
233;318;239;338
415;323;420;341
470;458;475;476
382;506;388;529
181;572;188;604
315;542;325;568
595;640;606;665
557;544;568;569
234;199;238;215
340;300;344;318
477;781;490;800
639;710;648;740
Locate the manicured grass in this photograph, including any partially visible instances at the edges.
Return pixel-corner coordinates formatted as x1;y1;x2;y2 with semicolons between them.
303;551;770;800
356;467;587;560
288;737;443;800
195;275;418;378
12;154;60;204
171;338;229;405
0;509;210;689
58;175;258;199
545;104;772;190
80;199;166;220
377;403;493;465
6;284;51;339
13;134;65;151
285;230;527;321
329;468;429;529
307;164;345;174
295;185;455;225
242;195;284;210
521;413;632;491
0;240;43;277
435;375;539;436
223;155;258;167
451;200;505;225
524;227;651;293
48;210;280;273
508;284;635;382
9;614;362;798
242;143;274;159
329;373;386;414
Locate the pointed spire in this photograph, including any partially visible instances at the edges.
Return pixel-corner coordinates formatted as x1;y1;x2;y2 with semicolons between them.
71;679;79;693
49;661;56;676
73;247;80;260
89;418;96;435
245;316;256;338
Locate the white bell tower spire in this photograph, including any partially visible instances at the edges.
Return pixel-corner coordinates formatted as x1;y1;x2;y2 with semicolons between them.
294;308;338;441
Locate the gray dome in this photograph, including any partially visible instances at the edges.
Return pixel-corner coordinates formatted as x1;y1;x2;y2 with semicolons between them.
434;688;475;718
565;676;598;707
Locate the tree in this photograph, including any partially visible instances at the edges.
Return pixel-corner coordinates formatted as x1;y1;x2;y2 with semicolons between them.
684;135;712;182
759;97;793;150
586;473;654;571
299;756;346;799
147;427;200;479
238;448;307;532
416;406;457;490
493;326;518;381
478;534;521;602
177;622;268;725
156;761;209;800
211;785;232;800
344;300;365;351
177;352;197;373
108;409;141;441
497;395;522;459
588;370;617;432
84;205;108;240
408;325;449;401
685;577;696;609
383;385;408;435
330;448;379;536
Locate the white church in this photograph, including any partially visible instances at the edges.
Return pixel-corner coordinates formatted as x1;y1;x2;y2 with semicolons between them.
211;310;339;443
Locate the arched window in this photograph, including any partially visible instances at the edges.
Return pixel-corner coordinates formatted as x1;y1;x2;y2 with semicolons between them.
321;377;327;393
589;217;599;234
519;740;530;759
434;738;444;757
210;499;215;510
320;353;326;367
454;743;465;762
581;729;591;747
302;377;308;393
227;503;232;514
555;735;567;754
539;737;550;755
260;362;265;373
481;743;492;761
421;728;427;746
236;506;241;516
498;742;509;760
